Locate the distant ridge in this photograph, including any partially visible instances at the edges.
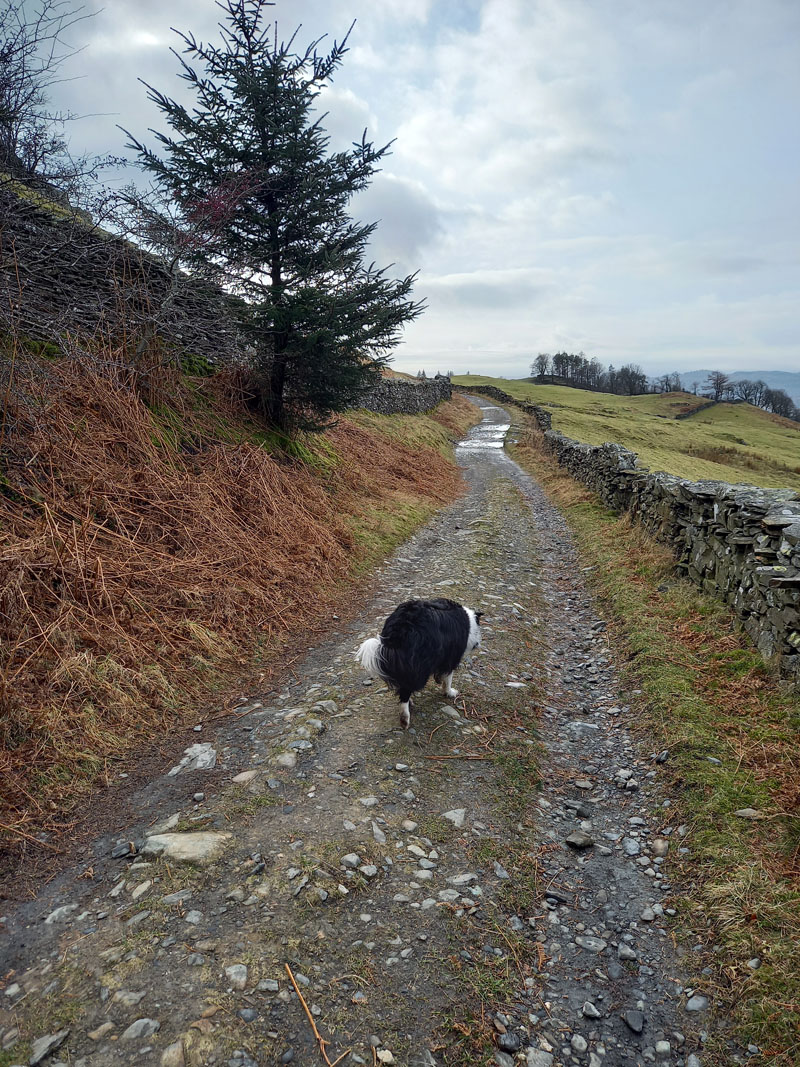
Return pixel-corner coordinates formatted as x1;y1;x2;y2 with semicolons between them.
678;370;800;405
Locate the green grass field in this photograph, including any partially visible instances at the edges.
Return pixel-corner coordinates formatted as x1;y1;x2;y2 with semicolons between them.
453;376;800;490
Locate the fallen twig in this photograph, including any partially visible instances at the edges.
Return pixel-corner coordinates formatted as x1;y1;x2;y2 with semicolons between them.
0;821;63;853
427;721;448;742
479;728;499;749
424;753;491;761
284;962;350;1067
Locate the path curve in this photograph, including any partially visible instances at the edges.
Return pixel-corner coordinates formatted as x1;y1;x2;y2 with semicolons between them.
0;397;712;1067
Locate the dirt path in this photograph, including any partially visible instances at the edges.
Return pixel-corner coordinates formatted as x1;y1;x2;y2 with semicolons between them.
0;398;714;1067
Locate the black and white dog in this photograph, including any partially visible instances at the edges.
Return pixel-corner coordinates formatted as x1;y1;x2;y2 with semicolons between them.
355;598;482;729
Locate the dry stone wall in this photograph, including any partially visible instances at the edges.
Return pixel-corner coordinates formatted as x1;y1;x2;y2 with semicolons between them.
460;385;800;684
0;188;246;365
0;188;449;417
358;376;451;415
675;398;721;420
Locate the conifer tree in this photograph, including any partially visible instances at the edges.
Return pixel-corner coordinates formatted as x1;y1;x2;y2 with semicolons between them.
125;0;423;430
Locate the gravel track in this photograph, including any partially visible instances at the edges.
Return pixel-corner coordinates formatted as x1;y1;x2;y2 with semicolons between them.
0;397;714;1067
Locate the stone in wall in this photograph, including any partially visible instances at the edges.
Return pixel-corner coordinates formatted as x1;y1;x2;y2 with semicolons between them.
0;187;246;365
358;376;451;415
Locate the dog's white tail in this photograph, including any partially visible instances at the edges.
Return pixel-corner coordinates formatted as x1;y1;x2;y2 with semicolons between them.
355;636;382;676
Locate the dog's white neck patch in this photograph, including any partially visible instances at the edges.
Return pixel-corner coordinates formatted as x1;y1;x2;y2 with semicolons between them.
465;607;481;650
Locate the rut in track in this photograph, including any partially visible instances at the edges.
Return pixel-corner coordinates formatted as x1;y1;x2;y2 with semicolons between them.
0;397;715;1067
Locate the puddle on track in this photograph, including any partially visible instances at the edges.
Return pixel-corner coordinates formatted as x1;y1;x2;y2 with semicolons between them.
456;403;510;452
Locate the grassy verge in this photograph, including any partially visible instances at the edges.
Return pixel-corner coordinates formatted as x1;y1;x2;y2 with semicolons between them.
0;348;480;858
507;409;800;1064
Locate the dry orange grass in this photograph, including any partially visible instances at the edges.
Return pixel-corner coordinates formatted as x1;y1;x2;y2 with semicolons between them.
0;353;471;851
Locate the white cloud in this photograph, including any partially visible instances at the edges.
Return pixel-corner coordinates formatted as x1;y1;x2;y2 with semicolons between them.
424;267;555;309
393;0;629;201
354;173;443;276
315;87;378;150
48;0;800;375
371;0;433;23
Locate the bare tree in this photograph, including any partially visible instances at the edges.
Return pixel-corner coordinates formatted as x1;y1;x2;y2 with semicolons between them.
732;379;756;403
763;387;797;419
705;370;731;401
751;379;768;407
731;378;770;407
532;352;550;380
0;1;108;201
656;373;672;393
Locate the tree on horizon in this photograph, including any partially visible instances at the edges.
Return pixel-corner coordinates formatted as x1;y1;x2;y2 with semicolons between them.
706;370;732;401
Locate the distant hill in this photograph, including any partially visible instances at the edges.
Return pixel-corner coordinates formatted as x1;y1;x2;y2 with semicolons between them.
452;375;800;490
678;370;800;405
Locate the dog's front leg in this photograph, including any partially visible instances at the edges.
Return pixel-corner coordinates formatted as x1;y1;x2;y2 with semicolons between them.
441;672;459;699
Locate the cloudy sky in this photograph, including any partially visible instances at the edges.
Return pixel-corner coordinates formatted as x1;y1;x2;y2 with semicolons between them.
55;0;800;377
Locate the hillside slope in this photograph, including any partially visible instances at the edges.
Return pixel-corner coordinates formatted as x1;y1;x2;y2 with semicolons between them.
0;352;479;850
453;376;800;490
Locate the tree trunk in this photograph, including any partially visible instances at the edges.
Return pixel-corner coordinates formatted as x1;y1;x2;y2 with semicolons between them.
267;342;287;427
266;244;286;427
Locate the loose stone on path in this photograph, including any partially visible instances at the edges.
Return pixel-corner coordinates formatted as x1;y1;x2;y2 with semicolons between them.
441;808;466;827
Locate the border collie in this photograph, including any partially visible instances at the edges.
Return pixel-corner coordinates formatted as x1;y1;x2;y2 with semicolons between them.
355;598;482;728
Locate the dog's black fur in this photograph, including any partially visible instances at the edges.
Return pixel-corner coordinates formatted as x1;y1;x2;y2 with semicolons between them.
355;598;482;728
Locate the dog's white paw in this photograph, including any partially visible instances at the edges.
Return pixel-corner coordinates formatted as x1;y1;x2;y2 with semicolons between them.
400;705;411;729
445;687;459;699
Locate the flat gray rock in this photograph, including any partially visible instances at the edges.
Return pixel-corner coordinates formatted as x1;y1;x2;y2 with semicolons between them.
441;808;466;827
120;1018;160;1041
140;831;232;866
112;989;147;1007
686;994;709;1012
167;742;217;776
622;1009;645;1034
526;1052;554;1067
29;1030;70;1065
43;905;77;925
231;769;259;784
565;830;594;850
226;964;248;990
575;935;607;953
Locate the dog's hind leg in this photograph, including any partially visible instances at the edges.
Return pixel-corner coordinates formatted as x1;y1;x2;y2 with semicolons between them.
440;672;458;699
398;689;412;729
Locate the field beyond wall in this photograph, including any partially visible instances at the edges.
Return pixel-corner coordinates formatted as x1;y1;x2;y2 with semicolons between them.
453;376;800;491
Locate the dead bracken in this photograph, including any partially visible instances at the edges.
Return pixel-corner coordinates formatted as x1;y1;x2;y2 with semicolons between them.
0;348;476;857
